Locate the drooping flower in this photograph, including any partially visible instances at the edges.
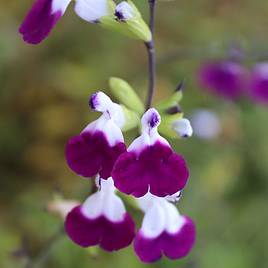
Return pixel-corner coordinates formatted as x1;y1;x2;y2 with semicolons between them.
249;63;268;105
114;1;135;21
65;177;135;251
65;91;126;179
112;108;189;198
134;194;196;263
198;61;246;100
19;0;115;44
19;0;72;44
172;118;193;138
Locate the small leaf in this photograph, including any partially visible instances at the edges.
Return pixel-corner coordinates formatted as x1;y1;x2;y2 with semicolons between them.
109;77;144;115
121;105;140;132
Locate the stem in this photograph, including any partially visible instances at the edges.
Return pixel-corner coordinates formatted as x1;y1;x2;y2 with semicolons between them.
24;180;97;268
145;0;157;110
24;227;64;268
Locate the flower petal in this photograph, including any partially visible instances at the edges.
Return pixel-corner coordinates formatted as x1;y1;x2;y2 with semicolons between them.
65;205;104;247
19;0;72;44
198;61;245;100
249;63;268;104
134;231;162;263
66;130;126;179
134;216;196;263
162;217;196;259
112;142;189;197
65;206;135;251
100;213;135;251
74;0;111;23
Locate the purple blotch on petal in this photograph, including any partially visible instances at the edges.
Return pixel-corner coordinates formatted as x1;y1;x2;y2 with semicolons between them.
134;217;196;263
66;131;126;179
112;142;189;197
149;111;161;128
65;206;135;251
115;11;126;21
19;0;62;44
89;93;99;110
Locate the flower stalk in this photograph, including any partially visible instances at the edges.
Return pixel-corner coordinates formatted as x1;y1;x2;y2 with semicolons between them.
145;0;157;110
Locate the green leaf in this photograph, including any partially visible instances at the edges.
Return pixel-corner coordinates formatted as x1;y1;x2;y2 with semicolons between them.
120;105;140;132
155;91;183;112
109;77;144;115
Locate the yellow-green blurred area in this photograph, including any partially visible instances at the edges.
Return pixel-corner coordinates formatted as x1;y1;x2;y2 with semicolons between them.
1;0;268;267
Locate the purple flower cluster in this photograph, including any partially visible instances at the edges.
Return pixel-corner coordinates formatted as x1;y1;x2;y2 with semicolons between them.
64;92;196;263
198;60;268;105
19;0;196;263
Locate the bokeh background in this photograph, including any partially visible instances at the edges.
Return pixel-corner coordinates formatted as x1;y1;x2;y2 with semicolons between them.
1;0;268;267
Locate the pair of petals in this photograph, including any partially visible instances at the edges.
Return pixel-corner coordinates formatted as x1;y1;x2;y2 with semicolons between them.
65;206;135;251
66;130;126;179
134;195;196;263
134;217;195;263
65;178;136;251
19;0;111;44
112;141;189;197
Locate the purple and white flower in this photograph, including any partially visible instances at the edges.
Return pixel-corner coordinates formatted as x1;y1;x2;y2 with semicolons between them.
114;1;135;21
65;92;126;179
198;60;246;100
65;177;135;251
19;0;112;44
172;118;193;138
134;194;196;263
112;108;189;198
249;63;268;105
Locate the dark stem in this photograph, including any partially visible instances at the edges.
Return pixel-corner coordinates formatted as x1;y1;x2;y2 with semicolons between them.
145;0;157;110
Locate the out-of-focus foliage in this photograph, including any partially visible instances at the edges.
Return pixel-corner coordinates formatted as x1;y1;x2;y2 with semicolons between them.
1;0;268;268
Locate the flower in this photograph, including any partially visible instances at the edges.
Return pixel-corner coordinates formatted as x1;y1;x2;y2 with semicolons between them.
65;177;135;251
115;1;135;21
190;109;221;140
112;108;189;198
249;63;268;105
172;118;193;138
19;0;112;44
65;91;126;179
134;194;196;263
198;61;246;100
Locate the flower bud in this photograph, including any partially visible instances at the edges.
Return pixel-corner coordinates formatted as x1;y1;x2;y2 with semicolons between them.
100;1;152;42
172;118;193;138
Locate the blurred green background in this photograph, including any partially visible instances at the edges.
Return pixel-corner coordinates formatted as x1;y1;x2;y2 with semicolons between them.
1;0;268;267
